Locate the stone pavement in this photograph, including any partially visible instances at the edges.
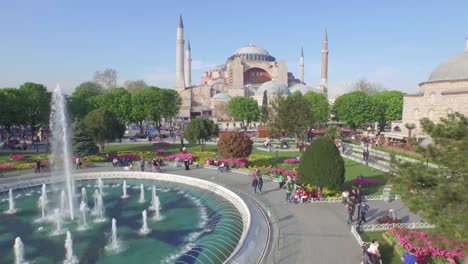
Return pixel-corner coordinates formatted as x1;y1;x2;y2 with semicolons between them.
0;164;422;264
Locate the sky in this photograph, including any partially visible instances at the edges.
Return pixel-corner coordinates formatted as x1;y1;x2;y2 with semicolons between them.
0;0;467;97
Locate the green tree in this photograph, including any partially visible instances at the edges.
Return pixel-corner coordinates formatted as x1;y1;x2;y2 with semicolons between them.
298;137;345;192
260;90;269;124
371;91;403;132
72;121;98;156
218;131;253;158
183;118;216;151
278;92;313;146
390;113;468;242
160;88;182;122
92;87;132;123
333;91;373;130
228;97;260;130
404;123;416;144
83;108;125;152
124;80;148;91
0;88;24;136
18;82;52;136
129;89;149;135
266;93;285;139
303;91;330;124
69;82;104;120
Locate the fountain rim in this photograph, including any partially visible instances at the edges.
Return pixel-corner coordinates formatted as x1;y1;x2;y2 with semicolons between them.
0;171;251;264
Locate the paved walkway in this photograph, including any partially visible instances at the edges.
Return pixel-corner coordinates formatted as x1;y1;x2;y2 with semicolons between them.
0;163;422;263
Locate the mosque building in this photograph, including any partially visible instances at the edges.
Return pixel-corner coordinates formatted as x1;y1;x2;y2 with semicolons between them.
174;16;329;121
385;38;468;140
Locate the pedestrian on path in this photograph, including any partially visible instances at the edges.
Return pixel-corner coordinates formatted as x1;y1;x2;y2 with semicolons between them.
285;182;294;203
278;174;285;189
252;177;259;194
140;157;145;172
358;201;369;225
75;157;81;169
257;175;263;194
347;201;355;224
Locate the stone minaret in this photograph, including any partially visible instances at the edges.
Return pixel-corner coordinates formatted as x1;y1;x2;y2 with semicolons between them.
185;40;192;87
321;29;329;97
299;47;304;84
175;15;185;91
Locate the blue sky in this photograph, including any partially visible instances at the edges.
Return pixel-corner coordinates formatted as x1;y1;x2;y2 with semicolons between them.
0;0;467;97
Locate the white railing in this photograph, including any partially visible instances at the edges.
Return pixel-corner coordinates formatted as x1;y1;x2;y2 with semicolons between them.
351;225;364;246
358;222;435;232
342;153;390;172
0;171;251;264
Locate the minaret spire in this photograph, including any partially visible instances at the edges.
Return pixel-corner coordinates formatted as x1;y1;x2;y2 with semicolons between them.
185;40;192;87
321;28;329;97
299;46;304;84
175;15;185;91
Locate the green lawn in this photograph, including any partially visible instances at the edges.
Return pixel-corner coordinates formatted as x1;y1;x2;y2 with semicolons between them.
360;231;401;264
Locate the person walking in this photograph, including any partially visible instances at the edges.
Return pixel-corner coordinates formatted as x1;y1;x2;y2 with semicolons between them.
347;201;355;224
278;174;284;189
140;157;145;172
356;189;363;221
285;182;294;204
257;175;263;194
35;160;41;173
252;176;259;194
401;249;417;264
184;158;190;170
358;201;369;225
75;157;81;169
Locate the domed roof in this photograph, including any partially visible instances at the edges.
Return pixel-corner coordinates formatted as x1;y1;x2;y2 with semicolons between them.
255;80;291;97
427;52;468;82
212;93;231;99
235;44;270;56
289;83;317;95
228;44;276;62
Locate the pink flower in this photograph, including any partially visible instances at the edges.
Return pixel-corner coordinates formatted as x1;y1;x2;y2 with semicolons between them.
156;149;166;155
162;153;194;161
284;158;300;164
153;141;171;146
9;154;26;161
0;164;15;170
352;177;381;186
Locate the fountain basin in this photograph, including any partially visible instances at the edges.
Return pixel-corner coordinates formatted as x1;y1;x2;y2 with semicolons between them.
0;172;250;264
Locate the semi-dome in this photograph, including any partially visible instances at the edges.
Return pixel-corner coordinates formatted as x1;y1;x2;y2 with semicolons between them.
255;80;291;97
427;52;468;82
227;44;276;62
289;83;317;95
212;93;232;99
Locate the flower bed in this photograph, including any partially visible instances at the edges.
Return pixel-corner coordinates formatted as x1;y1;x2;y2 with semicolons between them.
153;141;171;147
9;154;26;161
283;158;300;164
0;164;15;170
389;227;467;262
262;167;297;178
106;153;142;161
162;153;194;161
206;158;248;167
156;149;166;155
351;177;381;186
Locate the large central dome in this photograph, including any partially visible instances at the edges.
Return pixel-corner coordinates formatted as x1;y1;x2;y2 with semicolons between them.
228;44;276;62
427;52;468;83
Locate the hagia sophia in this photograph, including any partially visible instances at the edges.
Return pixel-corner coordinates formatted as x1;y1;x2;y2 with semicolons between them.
174;16;329;121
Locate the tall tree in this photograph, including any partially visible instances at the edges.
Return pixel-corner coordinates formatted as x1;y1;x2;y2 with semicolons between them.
352;78;383;95
303;91;330;124
93;68;117;89
130;89;149;135
124;80;148;91
298;136;345;192
18;82;52;136
83;108;125;152
404;123;416;144
277;92;313;145
92;88;132;123
72;121;98;156
183;118;216;151
333;91;374;130
266;93;285;139
0;88;24;136
260;90;269;124
69;82;104;120
160;88;182;122
390;113;468;242
371;91;403;132
228;97;260;130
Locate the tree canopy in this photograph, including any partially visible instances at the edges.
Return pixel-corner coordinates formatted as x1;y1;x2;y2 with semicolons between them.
69;82;104;120
303;91;330;124
18;82;52;135
0;88;23;135
260;90;269;124
298;136;345;190
228;97;260;129
72;121;98;156
277;92;313;143
390;113;468;242
333;91;374;129
83;108;125;152
218;131;253;158
183;118;217;151
371;90;403;131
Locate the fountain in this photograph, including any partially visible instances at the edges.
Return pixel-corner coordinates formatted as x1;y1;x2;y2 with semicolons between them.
121;180;129;199
153;196;162;221
5;189;16;214
149;186;157;211
97;178;104;196
13;237;27;264
38;196;46;221
139;184;145;203
81;187;87;204
50;84;75;220
105;218;121;253
139;210;151;235
52;209;63;235
93;192;105;222
64;231;78;264
60;190;67;214
79;201;88;229
41;184;48;204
